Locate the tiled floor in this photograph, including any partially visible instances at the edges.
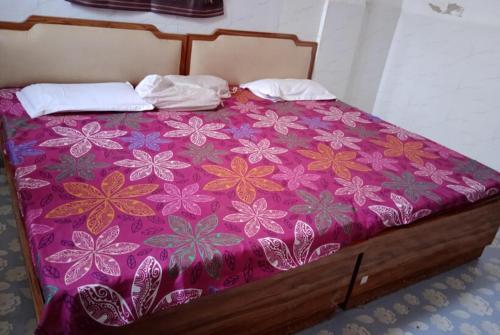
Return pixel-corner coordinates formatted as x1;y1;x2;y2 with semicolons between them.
0;166;499;335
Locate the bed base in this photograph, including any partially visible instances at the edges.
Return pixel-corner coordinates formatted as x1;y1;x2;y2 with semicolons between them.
2;127;499;334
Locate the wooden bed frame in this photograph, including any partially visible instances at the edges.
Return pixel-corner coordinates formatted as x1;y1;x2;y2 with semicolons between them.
1;16;499;335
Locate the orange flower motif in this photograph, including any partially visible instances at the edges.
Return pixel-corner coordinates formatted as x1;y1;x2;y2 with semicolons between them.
46;171;158;235
370;135;438;165
202;156;284;204
298;143;371;180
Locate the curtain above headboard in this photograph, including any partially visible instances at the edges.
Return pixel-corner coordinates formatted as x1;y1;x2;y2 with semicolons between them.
65;0;224;18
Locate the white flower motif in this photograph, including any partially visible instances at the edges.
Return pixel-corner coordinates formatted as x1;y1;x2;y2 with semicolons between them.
461;273;474;283
383;329;411;335
379;123;424;141
432;282;448;290
484;262;500;278
423;289;449;307
0;293;20;316
163;116;229;146
431;314;454;332
5;267;26;282
45;226;139;285
469;266;483;276
342;323;371;335
247;110;306;135
459;323;482;335
404;294;420;306
78;256;201;326
15;165;49;190
0;321;13;334
447;177;498;203
355;315;375;324
369;193;432;227
114;149;190;181
230;101;263;114
423;305;437;312
477;288;494;296
411;162;458;185
39;121;126;158
335;176;383;206
258;220;340;271
224;198;287;237
446;276;466;290
40;115;91;127
459;293;493;316
451;310;471;319
408;321;429;331
315;106;370;127
314;129;362;150
272;165;320;191
373;307;397;325
393;303;409;315
230;139;288;164
481;321;500;335
156;110;188;121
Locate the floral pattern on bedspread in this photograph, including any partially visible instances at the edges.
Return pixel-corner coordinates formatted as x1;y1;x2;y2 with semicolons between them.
0;88;499;334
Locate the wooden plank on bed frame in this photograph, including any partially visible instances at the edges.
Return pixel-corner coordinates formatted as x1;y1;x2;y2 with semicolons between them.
346;196;500;308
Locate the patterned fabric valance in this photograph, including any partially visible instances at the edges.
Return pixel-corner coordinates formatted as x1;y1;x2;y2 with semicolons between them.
65;0;224;18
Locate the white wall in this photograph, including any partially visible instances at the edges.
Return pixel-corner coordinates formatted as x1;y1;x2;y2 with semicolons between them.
0;0;325;41
373;0;500;170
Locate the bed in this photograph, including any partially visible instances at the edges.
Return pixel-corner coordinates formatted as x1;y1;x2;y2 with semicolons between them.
1;16;499;335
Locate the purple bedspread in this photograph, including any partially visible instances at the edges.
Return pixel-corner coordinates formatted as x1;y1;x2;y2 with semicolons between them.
0;87;498;334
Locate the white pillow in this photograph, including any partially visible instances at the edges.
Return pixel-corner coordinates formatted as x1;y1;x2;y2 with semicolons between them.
240;79;336;101
166;74;230;98
17;82;154;119
135;74;221;111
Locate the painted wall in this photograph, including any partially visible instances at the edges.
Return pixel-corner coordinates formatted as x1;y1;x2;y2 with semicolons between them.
0;0;325;41
373;0;500;170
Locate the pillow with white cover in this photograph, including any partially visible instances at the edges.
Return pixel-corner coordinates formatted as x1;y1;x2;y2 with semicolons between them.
240;79;336;101
165;74;230;98
17;82;154;119
135;75;221;111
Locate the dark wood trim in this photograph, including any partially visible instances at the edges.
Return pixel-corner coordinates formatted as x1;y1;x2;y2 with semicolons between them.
346;195;500;308
0;130;45;320
186;29;318;79
0;15;188;75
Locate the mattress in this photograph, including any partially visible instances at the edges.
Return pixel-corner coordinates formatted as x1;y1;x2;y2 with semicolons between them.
0;87;499;334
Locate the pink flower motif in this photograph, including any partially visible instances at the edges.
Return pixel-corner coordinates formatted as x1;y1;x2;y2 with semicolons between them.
230;101;263;114
114;150;190;181
45;226;139;285
446;177;498;203
334;176;383;206
15;165;49;190
258;220;340;271
296;101;329;109
0;88;18;99
424;142;462;159
272;165;320;191
230;139;288;164
147;183;214;216
39;121;127;158
26;208;53;237
0;101;24;116
39;115;91;127
163;116;230;146
315;106;370;127
357;151;399;172
247;110;306;135
379;123;424;141
411;162;458;185
156;110;189;121
314;129;362;150
223;198;287;237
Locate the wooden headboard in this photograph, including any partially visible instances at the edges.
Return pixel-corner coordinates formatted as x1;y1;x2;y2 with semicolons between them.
0;16;317;88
